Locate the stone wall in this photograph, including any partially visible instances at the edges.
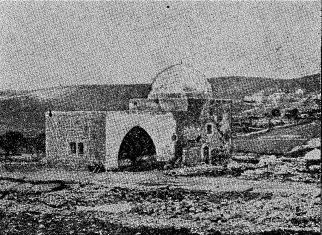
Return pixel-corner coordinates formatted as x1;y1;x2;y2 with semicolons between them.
45;111;106;168
183;147;202;166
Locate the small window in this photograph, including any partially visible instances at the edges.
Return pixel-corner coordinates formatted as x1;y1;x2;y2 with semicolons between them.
206;123;213;135
70;142;76;154
78;143;84;154
171;134;177;141
133;101;138;106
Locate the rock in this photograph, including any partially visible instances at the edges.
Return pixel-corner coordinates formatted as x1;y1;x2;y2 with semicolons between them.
40;158;50;165
303;149;321;161
0;181;19;192
14;183;34;193
289;145;304;153
77;202;133;213
164;163;173;170
118;159;133;168
288;140;320;157
289;173;315;183
227;161;256;170
241;168;270;179
40;193;69;208
279;156;297;163
258;155;282;171
232;154;259;164
31;183;62;193
293;159;307;172
136;155;157;164
165;165;225;177
39;224;45;229
227;161;240;169
274;164;295;175
308;165;321;173
306;138;321;149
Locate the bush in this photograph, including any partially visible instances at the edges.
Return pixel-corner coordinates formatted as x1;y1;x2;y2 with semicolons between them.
0;131;25;156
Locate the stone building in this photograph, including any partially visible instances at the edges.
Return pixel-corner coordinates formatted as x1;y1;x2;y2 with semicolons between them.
45;64;232;170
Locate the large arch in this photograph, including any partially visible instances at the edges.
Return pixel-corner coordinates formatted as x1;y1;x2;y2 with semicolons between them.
118;126;156;165
105;111;176;169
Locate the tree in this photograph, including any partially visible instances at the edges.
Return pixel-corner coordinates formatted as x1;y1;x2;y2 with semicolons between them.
0;131;25;156
286;108;299;120
24;133;46;156
34;132;46;154
271;108;281;117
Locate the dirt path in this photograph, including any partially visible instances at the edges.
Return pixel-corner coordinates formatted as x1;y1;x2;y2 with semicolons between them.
2;169;319;196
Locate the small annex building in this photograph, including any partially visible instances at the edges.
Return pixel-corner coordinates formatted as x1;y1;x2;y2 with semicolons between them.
45;64;232;170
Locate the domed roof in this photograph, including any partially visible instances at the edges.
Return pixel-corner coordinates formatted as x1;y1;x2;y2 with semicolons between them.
149;64;212;98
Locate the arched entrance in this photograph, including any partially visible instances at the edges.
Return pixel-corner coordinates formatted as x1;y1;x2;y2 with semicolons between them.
118;126;156;167
202;144;210;164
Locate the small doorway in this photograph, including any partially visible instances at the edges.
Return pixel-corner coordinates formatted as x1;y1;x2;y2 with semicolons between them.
202;145;210;164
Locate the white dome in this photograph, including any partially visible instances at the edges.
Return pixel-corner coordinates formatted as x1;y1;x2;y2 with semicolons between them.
149;64;212;98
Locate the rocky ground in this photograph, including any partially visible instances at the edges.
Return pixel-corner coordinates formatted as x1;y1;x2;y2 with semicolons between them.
0;171;320;234
0;137;320;234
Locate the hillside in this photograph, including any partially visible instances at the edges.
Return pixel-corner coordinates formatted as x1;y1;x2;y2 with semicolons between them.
0;84;151;136
0;74;320;136
208;73;321;99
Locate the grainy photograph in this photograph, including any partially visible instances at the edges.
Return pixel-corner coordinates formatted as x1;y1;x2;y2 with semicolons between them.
0;1;321;234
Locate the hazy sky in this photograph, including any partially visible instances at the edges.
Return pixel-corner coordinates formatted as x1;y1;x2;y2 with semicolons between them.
0;1;321;91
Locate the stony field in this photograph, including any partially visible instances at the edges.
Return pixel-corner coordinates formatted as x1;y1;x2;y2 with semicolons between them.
0;122;320;235
0;163;320;234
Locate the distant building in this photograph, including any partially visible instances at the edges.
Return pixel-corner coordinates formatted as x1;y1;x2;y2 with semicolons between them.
243;91;264;105
267;92;286;106
295;88;305;96
46;64;232;170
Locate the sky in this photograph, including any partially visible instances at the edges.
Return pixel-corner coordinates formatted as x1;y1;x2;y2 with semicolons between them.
0;1;321;91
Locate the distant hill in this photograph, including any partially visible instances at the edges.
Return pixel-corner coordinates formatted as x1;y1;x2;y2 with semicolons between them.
0;73;320;136
0;84;151;136
208;73;321;99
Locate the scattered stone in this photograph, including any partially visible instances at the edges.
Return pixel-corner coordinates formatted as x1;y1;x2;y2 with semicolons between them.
77;202;133;213
31;183;62;193
258;155;280;167
306;138;321;149
308;165;321;173
288;138;320;157
118;159;133;168
241;169;271;179
227;161;257;171
0;181;19;192
40;193;69;208
14;183;34;193
165;165;225;177
232;154;259;164
303;149;321;162
274;164;296;176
